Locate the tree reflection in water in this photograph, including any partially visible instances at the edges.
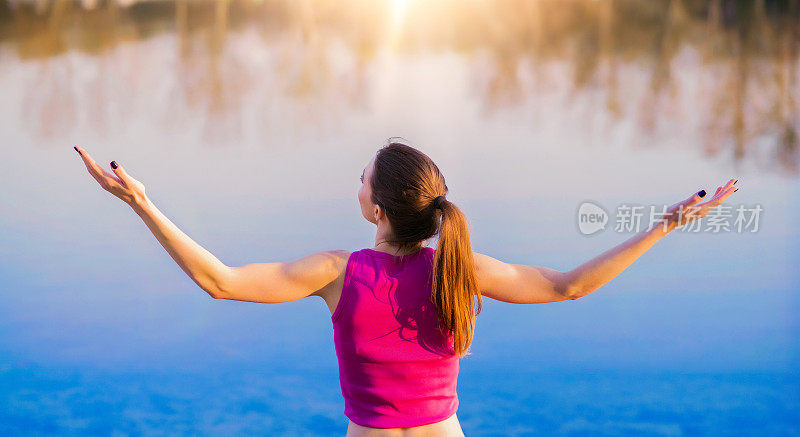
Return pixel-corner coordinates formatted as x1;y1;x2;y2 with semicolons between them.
1;0;797;174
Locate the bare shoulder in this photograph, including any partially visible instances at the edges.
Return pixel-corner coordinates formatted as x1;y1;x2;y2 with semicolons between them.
215;249;354;304
312;249;351;260
307;249;351;282
325;249;352;267
472;251;512;288
471;251;572;304
308;249;352;300
283;249;351;273
472;251;508;273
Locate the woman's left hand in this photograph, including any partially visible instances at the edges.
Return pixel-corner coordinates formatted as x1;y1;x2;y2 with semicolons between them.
74;146;148;208
662;178;739;231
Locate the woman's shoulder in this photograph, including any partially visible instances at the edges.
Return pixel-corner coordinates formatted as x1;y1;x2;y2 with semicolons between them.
303;249;353;281
328;249;354;267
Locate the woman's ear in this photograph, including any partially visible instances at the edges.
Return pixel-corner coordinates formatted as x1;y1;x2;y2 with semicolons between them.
373;204;383;223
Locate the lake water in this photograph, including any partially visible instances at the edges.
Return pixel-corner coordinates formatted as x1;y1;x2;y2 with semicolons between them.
1;1;799;435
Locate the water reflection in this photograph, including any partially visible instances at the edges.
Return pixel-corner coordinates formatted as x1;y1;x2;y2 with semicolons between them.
1;0;798;174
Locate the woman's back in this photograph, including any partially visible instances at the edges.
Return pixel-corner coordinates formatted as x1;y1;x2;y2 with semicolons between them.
332;246;460;430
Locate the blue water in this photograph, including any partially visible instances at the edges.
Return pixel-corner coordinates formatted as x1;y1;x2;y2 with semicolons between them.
2;361;798;435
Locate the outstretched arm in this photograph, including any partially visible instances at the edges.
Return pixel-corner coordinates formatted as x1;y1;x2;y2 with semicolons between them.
132;195;231;299
476;180;739;303
74;146;343;303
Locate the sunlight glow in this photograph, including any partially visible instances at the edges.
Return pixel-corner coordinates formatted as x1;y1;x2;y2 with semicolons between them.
387;0;411;51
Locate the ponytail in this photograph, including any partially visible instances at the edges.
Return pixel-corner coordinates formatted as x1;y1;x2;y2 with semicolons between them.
370;140;482;357
430;198;482;357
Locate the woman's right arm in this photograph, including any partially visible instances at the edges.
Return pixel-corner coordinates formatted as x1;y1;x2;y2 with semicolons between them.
475;180;738;303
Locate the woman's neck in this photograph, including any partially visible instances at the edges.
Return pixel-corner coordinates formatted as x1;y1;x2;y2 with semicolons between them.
373;240;424;256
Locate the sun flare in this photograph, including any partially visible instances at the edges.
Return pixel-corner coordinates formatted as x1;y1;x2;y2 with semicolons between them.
387;0;411;50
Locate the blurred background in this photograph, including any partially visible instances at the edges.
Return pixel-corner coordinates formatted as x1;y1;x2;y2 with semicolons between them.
0;0;798;435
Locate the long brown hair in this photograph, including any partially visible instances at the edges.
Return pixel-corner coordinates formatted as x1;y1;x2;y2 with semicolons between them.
369;139;482;357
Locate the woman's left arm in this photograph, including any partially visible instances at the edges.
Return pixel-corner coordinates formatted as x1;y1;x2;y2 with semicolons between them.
561;180;739;300
74;146;342;303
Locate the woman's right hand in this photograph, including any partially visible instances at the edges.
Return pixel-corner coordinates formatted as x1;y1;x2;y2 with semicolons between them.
662;178;739;231
74;146;148;208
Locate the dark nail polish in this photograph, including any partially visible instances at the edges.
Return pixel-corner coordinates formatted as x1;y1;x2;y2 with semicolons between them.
734;188;738;192
74;146;82;156
734;179;738;184
698;190;706;197
110;161;118;169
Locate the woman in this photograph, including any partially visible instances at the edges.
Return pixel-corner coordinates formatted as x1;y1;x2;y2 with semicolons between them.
74;140;737;436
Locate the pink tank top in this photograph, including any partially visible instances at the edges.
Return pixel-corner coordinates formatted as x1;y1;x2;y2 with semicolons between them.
331;246;459;428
